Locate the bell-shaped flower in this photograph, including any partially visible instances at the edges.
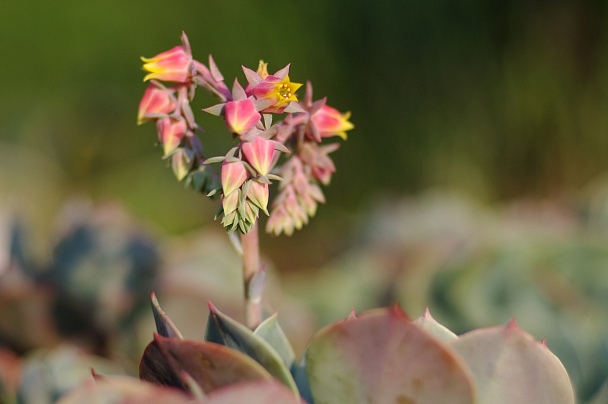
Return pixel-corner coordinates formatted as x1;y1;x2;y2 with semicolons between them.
142;45;193;83
246;180;269;214
221;160;248;196
224;98;261;136
242;136;276;176
156;116;187;157
310;104;354;140
138;83;177;125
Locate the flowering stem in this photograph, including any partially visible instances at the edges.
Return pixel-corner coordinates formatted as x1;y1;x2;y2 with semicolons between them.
241;222;263;329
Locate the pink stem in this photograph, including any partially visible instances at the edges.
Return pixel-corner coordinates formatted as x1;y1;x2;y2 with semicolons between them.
241;222;262;329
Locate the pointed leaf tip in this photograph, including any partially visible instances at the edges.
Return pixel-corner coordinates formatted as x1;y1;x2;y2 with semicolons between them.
151;293;183;339
389;303;410;321
504;318;521;336
413;308;458;341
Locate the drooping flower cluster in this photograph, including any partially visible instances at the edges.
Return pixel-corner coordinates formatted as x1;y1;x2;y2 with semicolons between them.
138;33;353;235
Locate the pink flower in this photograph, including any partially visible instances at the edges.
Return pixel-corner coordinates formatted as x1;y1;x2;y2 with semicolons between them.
242;136;276;176
299;142;339;185
141;45;193;83
310;105;354;140
221;160;248;195
224;98;261;135
156;117;187;156
244;63;302;113
266;205;294;236
138;83;177;125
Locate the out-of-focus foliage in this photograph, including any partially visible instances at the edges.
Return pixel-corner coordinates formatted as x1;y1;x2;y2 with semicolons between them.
282;190;608;402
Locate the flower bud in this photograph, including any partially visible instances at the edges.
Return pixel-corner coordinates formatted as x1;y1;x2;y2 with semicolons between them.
246;180;269;214
310;105;354;140
142;45;193;83
171;148;193;181
221;160;248;196
266;205;294;236
224;99;261;135
242;136;276;176
156;117;187;157
222;189;240;215
138;83;177;125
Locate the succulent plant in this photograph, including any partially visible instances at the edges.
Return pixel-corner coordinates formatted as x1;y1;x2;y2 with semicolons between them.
132;294;574;404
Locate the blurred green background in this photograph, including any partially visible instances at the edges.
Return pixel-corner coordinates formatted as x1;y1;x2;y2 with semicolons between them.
2;0;608;401
3;0;608;246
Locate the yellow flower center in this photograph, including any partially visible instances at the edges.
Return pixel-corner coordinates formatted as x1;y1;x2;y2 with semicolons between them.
279;83;293;100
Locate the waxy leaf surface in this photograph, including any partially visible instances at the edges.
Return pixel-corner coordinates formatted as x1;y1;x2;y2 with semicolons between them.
305;306;475;404
139;334;272;394
449;321;575;404
204;303;299;395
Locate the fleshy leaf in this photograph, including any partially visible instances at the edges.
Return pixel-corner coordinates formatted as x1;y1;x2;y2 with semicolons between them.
448;320;575;404
253;313;296;369
305;306;475;404
204;303;299;395
412;308;457;342
204;380;304;404
57;375;194;403
139;333;273;394
291;358;313;404
150;292;183;339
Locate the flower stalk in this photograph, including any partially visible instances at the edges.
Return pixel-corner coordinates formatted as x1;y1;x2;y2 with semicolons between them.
240;222;263;329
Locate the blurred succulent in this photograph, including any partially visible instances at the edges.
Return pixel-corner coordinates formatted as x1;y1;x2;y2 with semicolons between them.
45;199;160;347
17;344;124;404
0;199;163;402
131;294;574;404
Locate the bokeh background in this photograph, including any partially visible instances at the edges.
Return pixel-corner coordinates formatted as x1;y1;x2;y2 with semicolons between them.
1;0;608;402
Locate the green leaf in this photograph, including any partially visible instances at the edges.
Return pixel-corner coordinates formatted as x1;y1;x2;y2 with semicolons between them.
204;303;299;396
305;306;475;404
253;313;296;369
448;320;575;404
